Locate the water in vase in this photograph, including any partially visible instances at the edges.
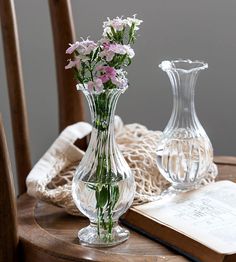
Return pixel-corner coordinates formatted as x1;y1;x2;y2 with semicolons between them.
73;178;135;223
157;130;213;190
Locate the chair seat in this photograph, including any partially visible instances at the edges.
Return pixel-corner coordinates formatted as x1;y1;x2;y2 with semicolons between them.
17;156;236;262
17;194;186;262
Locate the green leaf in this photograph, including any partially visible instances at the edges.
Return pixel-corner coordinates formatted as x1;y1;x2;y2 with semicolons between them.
110;26;119;42
106;32;112;40
125;57;132;66
111;185;120;209
73;68;83;82
96;185;108;208
119;54;127;66
128;23;135;44
92;47;100;61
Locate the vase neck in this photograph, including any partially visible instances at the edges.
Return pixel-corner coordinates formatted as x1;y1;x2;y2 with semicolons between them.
160;60;208;133
83;89;124;183
85;89;122;143
166;69;200;130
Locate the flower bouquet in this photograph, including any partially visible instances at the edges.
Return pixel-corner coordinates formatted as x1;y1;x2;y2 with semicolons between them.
66;15;142;247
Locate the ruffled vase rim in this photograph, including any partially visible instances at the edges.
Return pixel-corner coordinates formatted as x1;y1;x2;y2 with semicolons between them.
159;59;208;73
76;83;128;95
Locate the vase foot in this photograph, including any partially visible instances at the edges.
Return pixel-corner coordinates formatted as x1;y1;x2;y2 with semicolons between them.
78;223;130;247
161;183;201;197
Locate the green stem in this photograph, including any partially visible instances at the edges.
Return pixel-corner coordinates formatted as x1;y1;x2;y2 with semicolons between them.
89;92;120;241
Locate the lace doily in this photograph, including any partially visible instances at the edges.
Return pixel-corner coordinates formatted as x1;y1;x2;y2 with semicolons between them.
26;117;216;216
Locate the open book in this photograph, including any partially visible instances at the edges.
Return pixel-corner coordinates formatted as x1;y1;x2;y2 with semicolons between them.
122;180;236;262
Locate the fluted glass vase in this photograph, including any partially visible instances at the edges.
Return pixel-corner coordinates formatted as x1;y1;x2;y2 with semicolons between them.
157;59;218;193
72;86;135;247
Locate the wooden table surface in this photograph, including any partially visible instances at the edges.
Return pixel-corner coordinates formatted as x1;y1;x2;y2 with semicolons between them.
17;156;236;262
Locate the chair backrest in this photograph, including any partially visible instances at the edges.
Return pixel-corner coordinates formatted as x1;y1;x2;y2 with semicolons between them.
0;115;18;262
0;0;86;195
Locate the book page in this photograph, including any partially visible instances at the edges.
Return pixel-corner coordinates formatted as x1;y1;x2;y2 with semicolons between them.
135;180;236;254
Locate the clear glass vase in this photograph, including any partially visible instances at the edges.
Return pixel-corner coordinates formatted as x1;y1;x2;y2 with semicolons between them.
72;86;135;247
156;59;218;193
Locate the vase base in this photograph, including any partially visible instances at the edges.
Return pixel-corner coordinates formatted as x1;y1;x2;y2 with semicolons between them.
78;223;130;247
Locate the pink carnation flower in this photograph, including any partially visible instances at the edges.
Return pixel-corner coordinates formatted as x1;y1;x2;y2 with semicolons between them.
100;75;110;83
109;44;127;55
87;78;104;93
103;66;117;77
65;57;81;69
103;16;127;32
78;39;97;55
66;42;80;54
97;66;117;83
100;43;135;62
66;39;97;56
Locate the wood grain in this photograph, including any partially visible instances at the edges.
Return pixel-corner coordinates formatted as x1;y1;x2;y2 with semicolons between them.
0;115;18;262
48;0;87;150
18;194;187;262
214;156;236;166
17;158;236;262
0;0;31;195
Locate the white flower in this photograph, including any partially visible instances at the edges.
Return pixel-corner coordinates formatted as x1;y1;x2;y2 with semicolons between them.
110;44;135;58
102;27;111;37
78;38;97;55
111;69;128;89
126;14;143;30
109;44;126;55
102;15;142;37
123;45;135;58
99;50;115;62
102;26;112;37
100;43;135;62
103;16;127;32
66;39;97;56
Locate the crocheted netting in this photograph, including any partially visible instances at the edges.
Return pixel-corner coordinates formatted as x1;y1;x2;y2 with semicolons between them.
27;118;217;216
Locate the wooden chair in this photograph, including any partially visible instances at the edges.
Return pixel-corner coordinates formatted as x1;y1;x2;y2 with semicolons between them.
0;115;18;262
0;0;86;196
1;0;236;261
